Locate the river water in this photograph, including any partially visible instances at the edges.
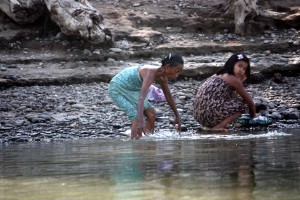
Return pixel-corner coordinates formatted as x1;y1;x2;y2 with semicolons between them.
1;128;300;200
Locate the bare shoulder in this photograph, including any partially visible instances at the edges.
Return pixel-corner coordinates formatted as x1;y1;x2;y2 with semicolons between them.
138;65;157;80
219;74;241;87
139;65;160;77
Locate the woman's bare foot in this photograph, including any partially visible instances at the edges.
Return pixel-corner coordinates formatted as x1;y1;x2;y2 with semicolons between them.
211;127;229;132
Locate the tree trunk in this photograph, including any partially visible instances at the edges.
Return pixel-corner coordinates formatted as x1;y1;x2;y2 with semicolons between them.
225;0;258;36
43;0;112;44
0;0;46;24
225;0;299;35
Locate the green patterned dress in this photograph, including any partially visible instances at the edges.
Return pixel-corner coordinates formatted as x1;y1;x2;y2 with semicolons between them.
108;66;154;121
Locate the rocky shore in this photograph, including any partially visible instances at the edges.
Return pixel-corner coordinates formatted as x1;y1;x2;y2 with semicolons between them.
1;26;300;87
1;74;299;143
1;30;300;143
0;0;300;143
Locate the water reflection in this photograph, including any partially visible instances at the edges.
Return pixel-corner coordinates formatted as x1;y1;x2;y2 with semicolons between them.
1;129;300;200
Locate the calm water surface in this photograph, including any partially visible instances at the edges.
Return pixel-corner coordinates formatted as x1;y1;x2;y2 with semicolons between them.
1;129;300;200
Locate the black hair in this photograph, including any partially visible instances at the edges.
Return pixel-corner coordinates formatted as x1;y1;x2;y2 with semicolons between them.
216;53;251;78
161;53;184;67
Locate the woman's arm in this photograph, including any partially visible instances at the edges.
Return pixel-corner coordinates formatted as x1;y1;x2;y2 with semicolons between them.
159;76;181;131
223;75;256;117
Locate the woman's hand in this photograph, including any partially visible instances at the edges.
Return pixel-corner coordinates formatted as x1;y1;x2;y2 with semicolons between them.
131;120;144;139
131;126;143;139
171;116;181;133
252;113;260;118
237;73;247;82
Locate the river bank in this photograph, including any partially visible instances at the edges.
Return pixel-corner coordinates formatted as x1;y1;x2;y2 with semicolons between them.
0;0;299;143
1;74;299;143
1;32;300;143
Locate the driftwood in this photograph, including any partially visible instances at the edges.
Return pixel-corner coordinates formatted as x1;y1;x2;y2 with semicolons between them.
1;0;298;42
225;0;300;35
43;0;111;44
282;8;300;28
0;0;112;44
0;0;46;24
225;0;260;35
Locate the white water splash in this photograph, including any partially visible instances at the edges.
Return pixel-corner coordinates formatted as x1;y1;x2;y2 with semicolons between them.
143;130;291;141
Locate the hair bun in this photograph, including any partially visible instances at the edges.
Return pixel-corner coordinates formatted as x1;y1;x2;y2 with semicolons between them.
161;53;184;66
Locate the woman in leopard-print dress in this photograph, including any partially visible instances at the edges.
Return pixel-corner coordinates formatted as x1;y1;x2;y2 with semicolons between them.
193;53;257;130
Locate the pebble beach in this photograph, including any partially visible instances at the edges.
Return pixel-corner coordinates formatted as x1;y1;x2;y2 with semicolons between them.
1;75;299;143
1;0;299;143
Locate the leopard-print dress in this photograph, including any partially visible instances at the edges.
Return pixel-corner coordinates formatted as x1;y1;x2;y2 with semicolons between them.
193;75;248;128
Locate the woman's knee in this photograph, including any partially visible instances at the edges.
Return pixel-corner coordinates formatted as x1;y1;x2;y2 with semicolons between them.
144;108;156;120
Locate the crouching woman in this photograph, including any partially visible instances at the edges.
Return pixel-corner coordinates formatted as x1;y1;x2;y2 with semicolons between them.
193;53;257;131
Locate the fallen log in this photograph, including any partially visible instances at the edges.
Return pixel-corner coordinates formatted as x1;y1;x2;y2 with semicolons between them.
0;0;46;24
43;0;112;44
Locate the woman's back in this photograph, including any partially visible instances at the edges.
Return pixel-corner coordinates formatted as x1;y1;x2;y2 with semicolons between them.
194;75;247;127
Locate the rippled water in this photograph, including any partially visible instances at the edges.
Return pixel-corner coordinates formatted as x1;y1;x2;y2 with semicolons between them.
1;129;300;200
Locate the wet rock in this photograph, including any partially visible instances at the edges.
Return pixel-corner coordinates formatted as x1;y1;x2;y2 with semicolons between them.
83;49;92;56
0;72;299;143
109;48;122;53
270;112;283;119
71;103;85;109
15;120;25;126
98;130;115;135
274;73;284;83
31;117;46;123
289;112;299;120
